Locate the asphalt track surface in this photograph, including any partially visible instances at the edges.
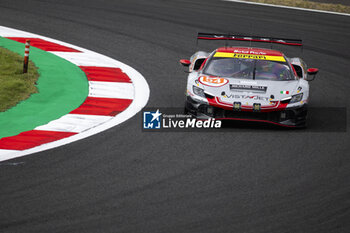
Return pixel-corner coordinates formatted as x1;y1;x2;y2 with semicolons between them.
0;0;349;232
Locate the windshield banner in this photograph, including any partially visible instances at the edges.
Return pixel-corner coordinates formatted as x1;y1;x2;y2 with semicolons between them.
214;52;286;62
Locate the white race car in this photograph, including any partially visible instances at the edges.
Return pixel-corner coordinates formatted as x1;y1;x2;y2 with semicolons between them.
180;33;318;127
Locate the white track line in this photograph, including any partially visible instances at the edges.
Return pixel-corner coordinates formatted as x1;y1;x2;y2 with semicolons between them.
35;114;113;133
0;26;150;162
223;0;350;17
88;81;134;99
51;52;120;67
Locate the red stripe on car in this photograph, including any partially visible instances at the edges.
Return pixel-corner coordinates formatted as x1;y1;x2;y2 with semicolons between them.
207;97;288;112
215;117;296;128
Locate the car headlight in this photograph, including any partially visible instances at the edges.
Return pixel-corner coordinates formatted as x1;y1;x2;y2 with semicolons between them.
290;93;303;103
192;85;205;97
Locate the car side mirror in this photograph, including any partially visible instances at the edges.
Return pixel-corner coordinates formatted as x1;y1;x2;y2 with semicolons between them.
306;68;318;81
179;59;191;67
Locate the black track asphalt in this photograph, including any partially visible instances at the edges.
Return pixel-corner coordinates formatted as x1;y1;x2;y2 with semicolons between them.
0;0;349;232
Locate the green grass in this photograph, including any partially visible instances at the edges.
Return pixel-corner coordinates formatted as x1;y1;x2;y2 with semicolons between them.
243;0;350;14
0;46;39;112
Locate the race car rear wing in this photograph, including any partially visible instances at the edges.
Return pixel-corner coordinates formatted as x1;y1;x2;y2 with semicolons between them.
197;32;303;46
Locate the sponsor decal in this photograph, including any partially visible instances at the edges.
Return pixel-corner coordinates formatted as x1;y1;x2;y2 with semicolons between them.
223;94;270;101
233;102;241;111
199;76;228;87
297;86;302;93
253;103;261;112
233;49;267;55
214;52;286;62
230;84;267;92
280;91;289;94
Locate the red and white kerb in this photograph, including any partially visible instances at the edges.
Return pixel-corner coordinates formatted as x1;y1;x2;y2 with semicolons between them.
0;26;149;160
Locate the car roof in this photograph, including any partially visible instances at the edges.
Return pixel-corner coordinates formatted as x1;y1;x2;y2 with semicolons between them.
216;47;284;57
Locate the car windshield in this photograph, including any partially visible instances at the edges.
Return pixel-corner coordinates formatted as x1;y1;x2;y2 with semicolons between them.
203;57;295;81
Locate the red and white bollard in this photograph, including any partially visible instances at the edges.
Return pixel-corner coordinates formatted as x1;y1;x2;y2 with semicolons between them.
23;40;30;73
